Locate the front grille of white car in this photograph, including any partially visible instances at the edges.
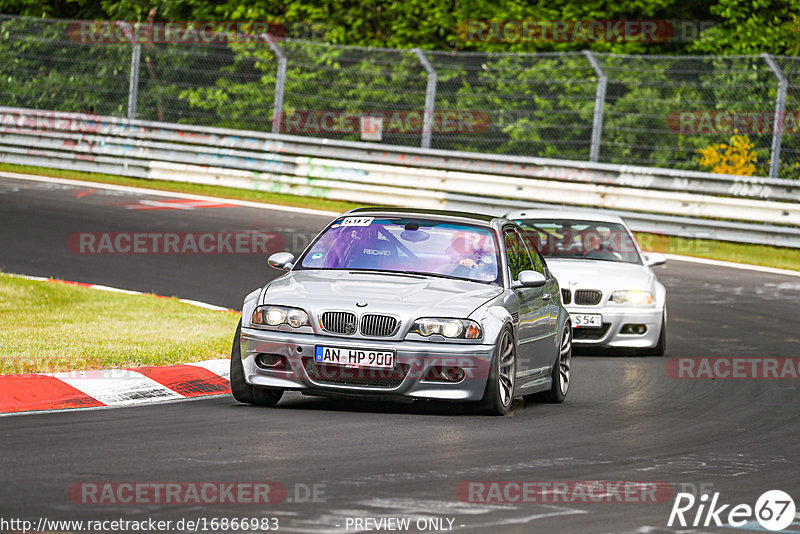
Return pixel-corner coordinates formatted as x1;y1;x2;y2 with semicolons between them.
574;289;602;305
320;311;357;335
561;289;572;304
360;314;398;337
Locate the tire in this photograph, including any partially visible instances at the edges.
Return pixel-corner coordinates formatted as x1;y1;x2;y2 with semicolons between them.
477;325;516;416
230;320;283;407
640;311;667;357
525;324;571;404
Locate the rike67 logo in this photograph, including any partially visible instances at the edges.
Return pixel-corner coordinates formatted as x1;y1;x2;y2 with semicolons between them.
668;490;796;531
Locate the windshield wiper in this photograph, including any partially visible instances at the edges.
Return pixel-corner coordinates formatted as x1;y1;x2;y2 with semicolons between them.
400;271;492;283
347;269;426;279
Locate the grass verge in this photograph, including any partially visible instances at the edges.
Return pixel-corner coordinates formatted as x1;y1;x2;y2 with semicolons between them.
0;272;240;375
1;162;798;271
634;233;800;271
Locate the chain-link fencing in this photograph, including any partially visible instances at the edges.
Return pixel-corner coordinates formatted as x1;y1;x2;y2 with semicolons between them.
0;14;796;178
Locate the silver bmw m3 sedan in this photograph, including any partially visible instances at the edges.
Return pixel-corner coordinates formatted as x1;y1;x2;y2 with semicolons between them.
230;207;572;415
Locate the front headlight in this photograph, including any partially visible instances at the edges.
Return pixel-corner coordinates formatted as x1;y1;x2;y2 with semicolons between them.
252;305;310;327
610;290;654;305
409;318;482;339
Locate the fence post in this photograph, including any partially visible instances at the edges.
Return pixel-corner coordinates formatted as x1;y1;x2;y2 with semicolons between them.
583;50;607;163
127;43;141;119
267;36;287;134
762;53;787;179
414;48;437;149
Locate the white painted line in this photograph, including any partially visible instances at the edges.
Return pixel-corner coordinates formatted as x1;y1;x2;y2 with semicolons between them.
47;369;183;406
187;359;230;380
0;171;339;217
8;274;50;282
89;284;141;295
177;298;230;312
663;253;800;277
2;272;238;313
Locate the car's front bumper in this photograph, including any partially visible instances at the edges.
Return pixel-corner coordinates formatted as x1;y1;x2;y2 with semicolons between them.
240;327;495;402
567;305;663;348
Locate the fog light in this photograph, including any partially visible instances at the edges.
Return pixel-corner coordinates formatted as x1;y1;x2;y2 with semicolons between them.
256;354;288;370
423;365;465;382
621;324;647;335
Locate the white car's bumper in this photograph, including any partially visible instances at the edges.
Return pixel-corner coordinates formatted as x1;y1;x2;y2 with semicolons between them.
567;304;664;348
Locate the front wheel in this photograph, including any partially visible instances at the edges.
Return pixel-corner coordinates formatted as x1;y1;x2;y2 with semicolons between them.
525;324;571;404
230;320;283;407
477;326;516;416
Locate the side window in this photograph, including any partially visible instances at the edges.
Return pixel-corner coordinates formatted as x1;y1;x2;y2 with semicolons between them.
504;229;535;281
520;228;547;276
529;248;547;276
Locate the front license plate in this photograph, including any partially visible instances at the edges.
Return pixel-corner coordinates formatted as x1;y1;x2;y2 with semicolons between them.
315;346;395;369
572;313;602;328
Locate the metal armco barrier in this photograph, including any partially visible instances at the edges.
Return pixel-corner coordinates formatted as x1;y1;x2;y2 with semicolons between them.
1;106;799;248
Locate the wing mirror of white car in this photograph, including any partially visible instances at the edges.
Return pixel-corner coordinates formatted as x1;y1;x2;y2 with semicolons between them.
267;252;295;271
643;252;667;267
516;270;547;288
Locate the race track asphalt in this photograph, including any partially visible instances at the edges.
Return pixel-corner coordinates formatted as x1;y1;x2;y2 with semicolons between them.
1;174;798;533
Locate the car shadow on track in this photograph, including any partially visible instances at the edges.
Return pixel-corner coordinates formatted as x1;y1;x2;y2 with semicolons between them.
228;392;531;417
573;347;663;357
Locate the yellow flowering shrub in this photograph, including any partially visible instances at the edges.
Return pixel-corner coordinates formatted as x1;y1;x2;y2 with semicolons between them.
696;134;758;176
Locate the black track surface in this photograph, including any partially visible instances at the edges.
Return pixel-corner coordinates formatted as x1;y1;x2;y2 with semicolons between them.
1;174;798;533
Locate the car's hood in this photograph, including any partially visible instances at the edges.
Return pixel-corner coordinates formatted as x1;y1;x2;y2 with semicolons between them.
262;269;504;318
546;259;655;292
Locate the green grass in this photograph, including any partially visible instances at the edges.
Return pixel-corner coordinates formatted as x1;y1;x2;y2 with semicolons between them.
634;233;800;271
1;162;798;271
0;273;241;375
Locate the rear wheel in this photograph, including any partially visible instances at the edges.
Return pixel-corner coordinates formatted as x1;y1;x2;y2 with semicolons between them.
525;324;571;404
230;320;283;407
477;326;516;416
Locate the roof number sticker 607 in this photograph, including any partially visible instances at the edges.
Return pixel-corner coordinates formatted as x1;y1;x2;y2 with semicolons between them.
341;217;374;227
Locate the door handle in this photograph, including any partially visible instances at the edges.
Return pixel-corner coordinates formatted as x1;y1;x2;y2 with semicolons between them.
542;293;551;300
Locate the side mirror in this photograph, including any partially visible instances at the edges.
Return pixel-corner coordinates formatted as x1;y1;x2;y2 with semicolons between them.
643;252;667;267
516;270;547;288
267;252;295;271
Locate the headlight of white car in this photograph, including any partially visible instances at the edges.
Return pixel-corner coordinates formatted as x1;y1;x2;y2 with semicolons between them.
610;290;654;305
409;318;482;339
252;305;310;327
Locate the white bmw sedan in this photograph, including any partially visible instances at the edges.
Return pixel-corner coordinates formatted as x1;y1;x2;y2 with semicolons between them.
507;209;667;355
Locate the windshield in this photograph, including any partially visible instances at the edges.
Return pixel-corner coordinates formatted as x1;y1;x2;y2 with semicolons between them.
298;216;501;285
517;219;642;264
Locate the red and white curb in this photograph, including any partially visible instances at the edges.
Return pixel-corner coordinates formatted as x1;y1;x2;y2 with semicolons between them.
0;359;231;415
1;274;238;415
